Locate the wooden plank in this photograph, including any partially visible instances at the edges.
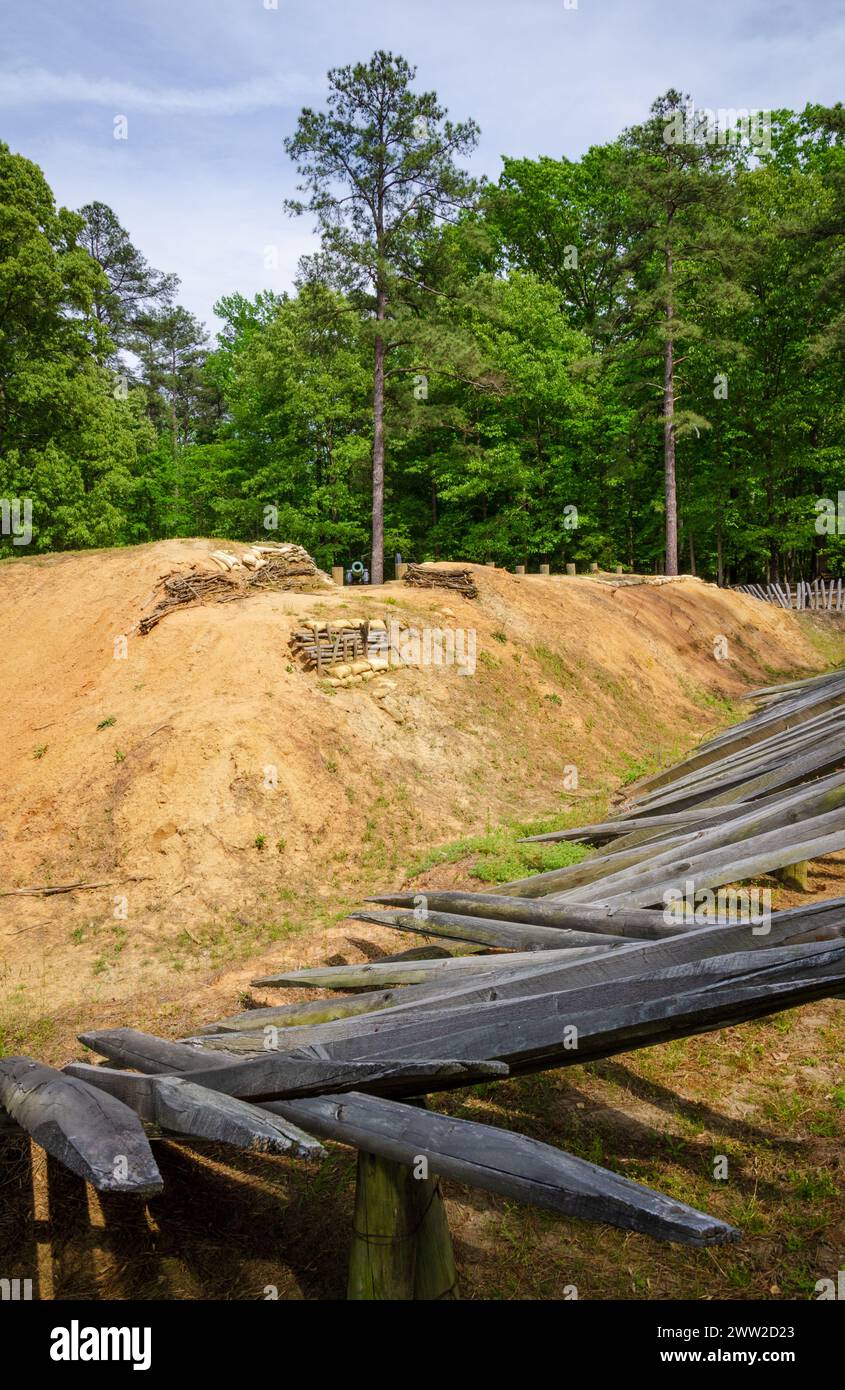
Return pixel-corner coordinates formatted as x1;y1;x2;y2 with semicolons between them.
0;1057;162;1195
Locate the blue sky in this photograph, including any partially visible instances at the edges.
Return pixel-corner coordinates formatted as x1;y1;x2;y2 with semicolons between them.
2;0;843;334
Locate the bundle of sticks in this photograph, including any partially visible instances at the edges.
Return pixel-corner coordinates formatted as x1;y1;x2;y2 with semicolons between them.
250;553;331;590
138;547;333;634
403;564;478;598
137;570;241;634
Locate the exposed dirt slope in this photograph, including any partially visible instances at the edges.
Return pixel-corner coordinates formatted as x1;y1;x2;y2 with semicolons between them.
0;539;835;1042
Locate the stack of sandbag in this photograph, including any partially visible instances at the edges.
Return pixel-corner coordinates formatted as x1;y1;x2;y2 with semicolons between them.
204;542;333;590
247;543;334;590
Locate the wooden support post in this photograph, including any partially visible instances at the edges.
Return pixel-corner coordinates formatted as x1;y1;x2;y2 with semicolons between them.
396;562;408;580
776;860;810;892
331;566;344;587
539;563;550;576
515;564;525;575
413;1174;459;1300
347;1149;419;1300
347;1102;459;1300
566;563;576;576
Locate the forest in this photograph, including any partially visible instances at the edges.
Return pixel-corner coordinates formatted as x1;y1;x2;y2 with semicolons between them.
2;52;845;584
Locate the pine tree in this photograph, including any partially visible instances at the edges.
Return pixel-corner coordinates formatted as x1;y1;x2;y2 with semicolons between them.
284;50;480;581
616;92;744;573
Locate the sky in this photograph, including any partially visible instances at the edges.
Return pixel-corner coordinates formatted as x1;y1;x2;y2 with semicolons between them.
2;0;844;335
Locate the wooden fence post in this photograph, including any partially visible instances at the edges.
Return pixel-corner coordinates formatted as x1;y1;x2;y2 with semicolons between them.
347;1149;419;1299
347;1104;459;1300
412;1173;459;1300
776;861;810;892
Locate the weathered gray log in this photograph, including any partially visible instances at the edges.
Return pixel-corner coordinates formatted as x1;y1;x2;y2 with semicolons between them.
271;1091;739;1247
188;937;845;1070
632;719;845;817
637;726;845;817
363;892;678;937
74;1036;507;1099
351;907;632;951
518;809;726;843
553;771;845;897
559;812;845;910
195;902;845;1057
63;1066;325;1158
78;1029;238;1074
636;672;845;793
251;945;613;991
0;1057;162;1195
72;1030;738;1245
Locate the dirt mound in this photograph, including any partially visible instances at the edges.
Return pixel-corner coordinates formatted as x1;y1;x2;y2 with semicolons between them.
0;539;837;1045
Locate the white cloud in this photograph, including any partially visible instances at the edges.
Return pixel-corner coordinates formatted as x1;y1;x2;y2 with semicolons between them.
0;67;317;114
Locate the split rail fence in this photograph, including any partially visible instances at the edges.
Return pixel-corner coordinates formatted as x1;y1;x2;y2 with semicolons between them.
733;578;845;611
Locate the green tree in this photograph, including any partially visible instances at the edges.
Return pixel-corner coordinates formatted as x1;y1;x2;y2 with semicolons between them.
284;50;481;581
0;142;154;553
78;201;176;352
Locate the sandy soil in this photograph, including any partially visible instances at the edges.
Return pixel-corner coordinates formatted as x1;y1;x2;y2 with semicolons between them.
1;538;844;1302
0;539;832;1049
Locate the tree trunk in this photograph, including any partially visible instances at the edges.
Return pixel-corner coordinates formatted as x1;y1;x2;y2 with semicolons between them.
371;298;386;585
716;517;724;588
663;244;678;576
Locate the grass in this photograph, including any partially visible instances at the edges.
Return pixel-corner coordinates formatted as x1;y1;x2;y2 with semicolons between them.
405;817;590;884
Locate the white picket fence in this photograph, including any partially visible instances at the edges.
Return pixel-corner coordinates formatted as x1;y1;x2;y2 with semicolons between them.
733;578;845;611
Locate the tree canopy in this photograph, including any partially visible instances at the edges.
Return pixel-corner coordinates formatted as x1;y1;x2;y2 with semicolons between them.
2;67;845;584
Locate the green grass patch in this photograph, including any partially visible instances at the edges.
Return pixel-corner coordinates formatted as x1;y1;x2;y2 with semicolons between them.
406;817;590;885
